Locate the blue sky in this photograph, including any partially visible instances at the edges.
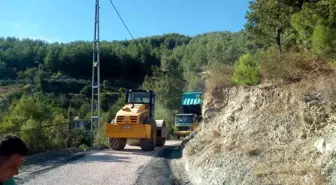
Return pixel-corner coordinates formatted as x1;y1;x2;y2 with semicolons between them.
0;0;249;43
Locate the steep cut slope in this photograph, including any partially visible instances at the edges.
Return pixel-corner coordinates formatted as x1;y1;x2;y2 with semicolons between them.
182;74;336;185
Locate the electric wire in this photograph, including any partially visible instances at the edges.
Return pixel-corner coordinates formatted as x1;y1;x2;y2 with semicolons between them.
108;0;137;42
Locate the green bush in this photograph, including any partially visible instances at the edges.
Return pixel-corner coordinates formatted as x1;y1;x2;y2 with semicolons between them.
0;95;78;153
311;23;336;56
68;129;89;148
93;112;109;147
80;85;91;97
232;53;261;85
79;144;89;150
20;119;50;153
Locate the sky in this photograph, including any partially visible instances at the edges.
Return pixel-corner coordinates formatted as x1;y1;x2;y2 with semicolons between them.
0;0;249;43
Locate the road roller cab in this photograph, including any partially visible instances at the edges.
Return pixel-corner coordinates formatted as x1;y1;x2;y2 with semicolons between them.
105;89;168;151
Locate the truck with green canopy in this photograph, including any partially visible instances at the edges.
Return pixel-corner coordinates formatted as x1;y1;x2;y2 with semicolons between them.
174;92;203;139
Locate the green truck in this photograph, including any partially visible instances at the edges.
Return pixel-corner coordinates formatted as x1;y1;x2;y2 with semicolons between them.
174;92;203;139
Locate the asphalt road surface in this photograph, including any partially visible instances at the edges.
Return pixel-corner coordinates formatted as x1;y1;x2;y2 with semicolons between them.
21;140;184;185
135;143;192;185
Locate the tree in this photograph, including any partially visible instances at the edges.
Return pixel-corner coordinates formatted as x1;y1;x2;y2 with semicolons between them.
0;95;68;152
143;55;186;111
291;0;336;52
107;88;126;122
0;34;190;85
245;0;300;52
311;22;336;55
142;55;186;128
232;53;261;85
0;61;6;79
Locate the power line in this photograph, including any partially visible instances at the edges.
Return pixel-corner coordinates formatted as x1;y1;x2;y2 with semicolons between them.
108;0;137;42
0;122;74;135
0;123;68;134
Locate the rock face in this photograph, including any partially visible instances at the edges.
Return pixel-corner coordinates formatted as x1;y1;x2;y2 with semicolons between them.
182;75;336;185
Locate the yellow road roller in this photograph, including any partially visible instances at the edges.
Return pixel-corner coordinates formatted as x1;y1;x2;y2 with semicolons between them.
105;89;168;151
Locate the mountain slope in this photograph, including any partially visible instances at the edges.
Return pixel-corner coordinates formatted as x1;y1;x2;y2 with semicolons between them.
183;73;336;184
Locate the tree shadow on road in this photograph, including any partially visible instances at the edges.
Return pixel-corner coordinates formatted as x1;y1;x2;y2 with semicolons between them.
93;141;183;161
72;153;131;164
99;147;158;157
100;146;182;159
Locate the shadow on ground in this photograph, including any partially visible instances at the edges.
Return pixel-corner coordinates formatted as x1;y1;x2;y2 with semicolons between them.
99;148;155;157
156;146;183;159
72;153;131;164
135;145;185;185
99;143;181;158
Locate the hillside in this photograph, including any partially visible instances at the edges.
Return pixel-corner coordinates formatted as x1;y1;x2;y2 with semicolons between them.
177;1;336;184
0;0;335;161
182;72;336;184
0;31;247;152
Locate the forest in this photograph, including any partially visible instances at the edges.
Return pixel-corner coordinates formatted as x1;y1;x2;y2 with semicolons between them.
0;0;335;153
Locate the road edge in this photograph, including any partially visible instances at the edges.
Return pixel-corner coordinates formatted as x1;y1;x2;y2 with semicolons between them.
15;145;108;184
134;141;192;185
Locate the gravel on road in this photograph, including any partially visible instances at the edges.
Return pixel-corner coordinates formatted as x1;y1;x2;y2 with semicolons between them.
135;143;192;185
21;140;181;185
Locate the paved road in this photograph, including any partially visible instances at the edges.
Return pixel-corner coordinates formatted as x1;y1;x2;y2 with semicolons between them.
135;144;192;185
21;140;182;185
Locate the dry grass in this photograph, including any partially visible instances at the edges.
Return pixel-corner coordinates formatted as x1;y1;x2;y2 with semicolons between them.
205;49;335;90
239;140;264;157
315;75;336;103
250;139;326;184
288;73;336;135
212;129;221;137
184;144;195;156
259;48;317;82
0;84;22;97
206;64;234;90
254;162;315;178
258;47;335;85
296;74;336;106
213;142;222;154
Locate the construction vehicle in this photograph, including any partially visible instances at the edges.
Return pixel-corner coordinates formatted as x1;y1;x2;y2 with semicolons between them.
105;89;168;151
174;92;203;139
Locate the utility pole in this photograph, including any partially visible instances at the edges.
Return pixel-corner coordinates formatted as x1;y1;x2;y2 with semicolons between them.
91;0;101;147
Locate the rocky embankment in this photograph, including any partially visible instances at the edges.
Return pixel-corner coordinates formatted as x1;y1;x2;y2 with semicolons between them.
181;74;336;185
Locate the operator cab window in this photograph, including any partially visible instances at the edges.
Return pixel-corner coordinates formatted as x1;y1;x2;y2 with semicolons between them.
128;92;150;104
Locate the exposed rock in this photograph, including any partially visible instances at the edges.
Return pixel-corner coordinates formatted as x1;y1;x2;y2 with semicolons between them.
182;75;336;185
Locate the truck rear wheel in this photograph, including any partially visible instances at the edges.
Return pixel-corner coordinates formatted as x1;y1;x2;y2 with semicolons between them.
140;138;155;151
109;138;127;150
